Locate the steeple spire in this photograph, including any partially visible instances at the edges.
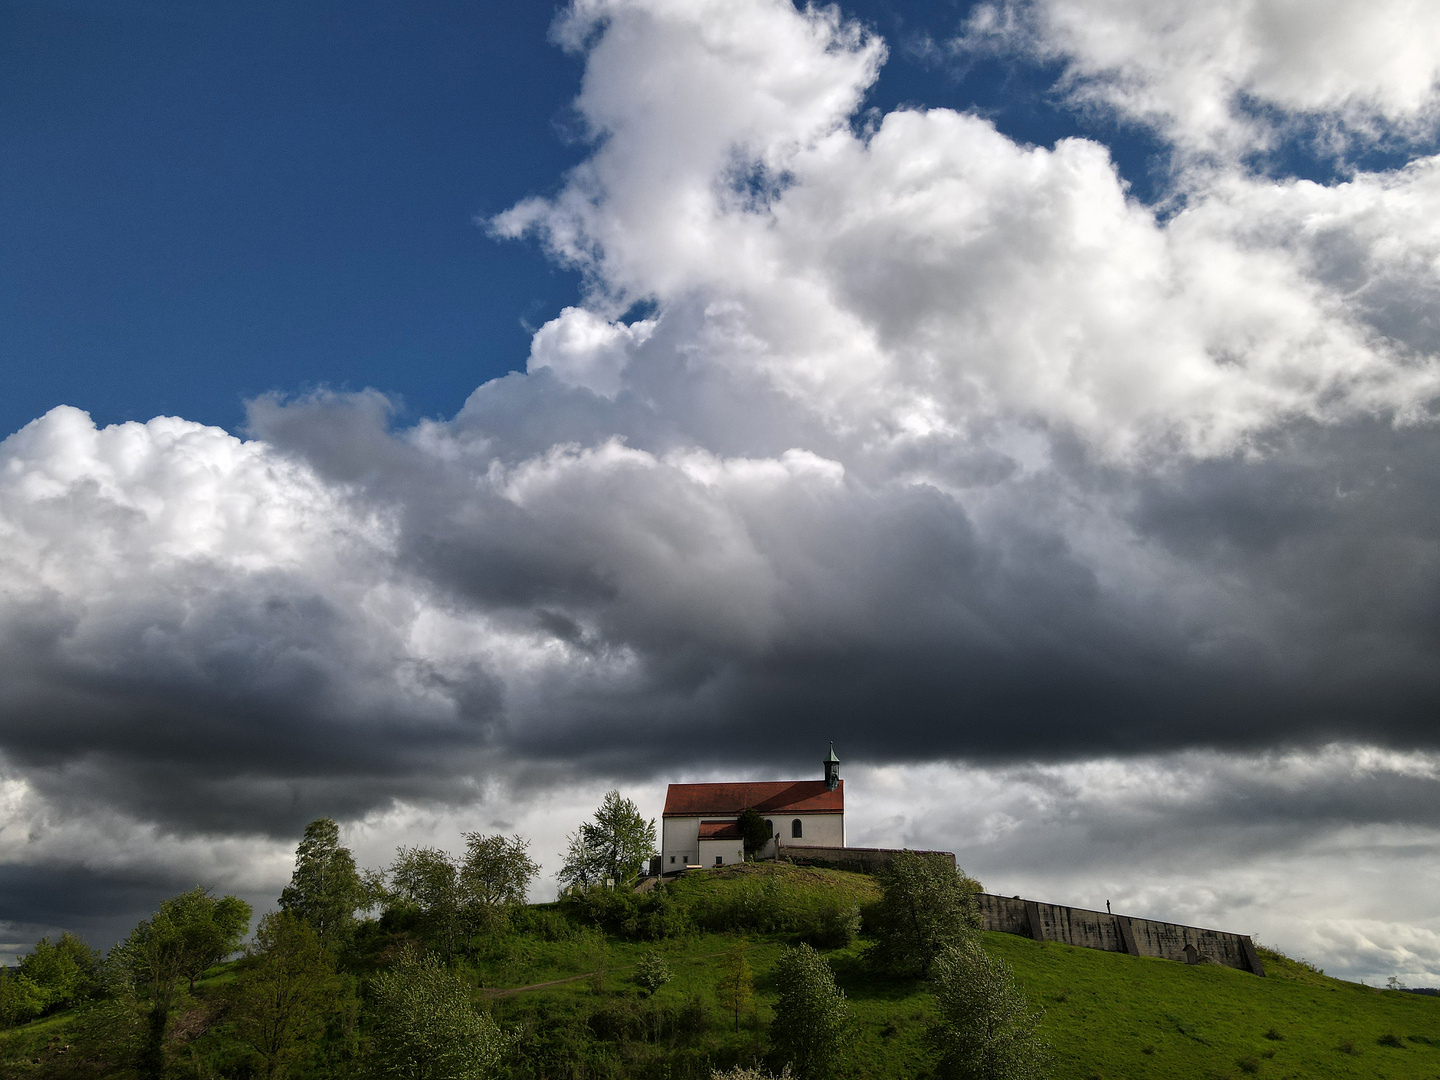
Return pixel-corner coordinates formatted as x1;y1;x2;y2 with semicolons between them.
823;742;840;791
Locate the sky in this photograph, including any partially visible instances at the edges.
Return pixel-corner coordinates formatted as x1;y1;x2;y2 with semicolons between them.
3;0;1440;986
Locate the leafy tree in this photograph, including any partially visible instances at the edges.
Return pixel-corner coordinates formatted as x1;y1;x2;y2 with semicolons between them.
558;790;656;889
770;944;852;1079
366;952;511;1080
737;809;773;859
868;852;982;978
385;846;463;957
634;950;672;997
0;932;102;1024
231;911;337;1080
716;942;754;1031
279;818;364;951
459;833;539;929
115;887;252;1080
170;887;252;992
928;940;1051;1080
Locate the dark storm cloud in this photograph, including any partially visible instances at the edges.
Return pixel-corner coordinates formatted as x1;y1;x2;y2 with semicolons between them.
2;0;1440;973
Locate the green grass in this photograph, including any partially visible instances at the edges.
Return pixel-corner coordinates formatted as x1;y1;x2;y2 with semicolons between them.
6;864;1440;1078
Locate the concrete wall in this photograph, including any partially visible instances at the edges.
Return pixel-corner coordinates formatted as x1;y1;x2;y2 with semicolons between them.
977;894;1264;976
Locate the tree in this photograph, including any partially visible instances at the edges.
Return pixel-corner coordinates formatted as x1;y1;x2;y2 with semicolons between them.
459;833;539;929
366;952;511;1080
868;852;982;978
231;912;337;1080
169;887;252;992
115;887;252;1080
634;951;672;997
737;809;773;859
279;818;364;951
770;944;852;1079
0;932;102;1024
385;846;463;957
716;942;753;1031
558;791;656;889
928;940;1051;1080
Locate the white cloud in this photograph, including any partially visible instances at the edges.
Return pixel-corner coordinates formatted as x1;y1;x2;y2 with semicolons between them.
955;0;1440;160
2;0;1440;981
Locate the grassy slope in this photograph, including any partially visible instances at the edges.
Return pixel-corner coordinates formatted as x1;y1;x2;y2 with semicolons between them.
6;863;1440;1079
480;865;1440;1079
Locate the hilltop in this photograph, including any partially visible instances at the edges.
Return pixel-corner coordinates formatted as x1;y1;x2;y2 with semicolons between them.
3;862;1439;1078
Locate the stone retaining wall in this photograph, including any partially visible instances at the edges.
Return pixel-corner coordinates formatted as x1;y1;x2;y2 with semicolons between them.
977;893;1264;976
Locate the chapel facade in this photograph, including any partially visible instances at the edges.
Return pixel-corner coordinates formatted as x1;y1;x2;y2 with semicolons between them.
660;745;844;871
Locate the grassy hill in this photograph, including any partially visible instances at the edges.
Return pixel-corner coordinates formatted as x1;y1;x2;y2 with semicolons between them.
4;862;1440;1078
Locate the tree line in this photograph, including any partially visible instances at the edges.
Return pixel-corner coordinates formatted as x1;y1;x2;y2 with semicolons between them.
0;790;1049;1079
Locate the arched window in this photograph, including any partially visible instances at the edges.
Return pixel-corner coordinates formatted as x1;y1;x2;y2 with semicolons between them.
791;818;803;838
765;819;773;837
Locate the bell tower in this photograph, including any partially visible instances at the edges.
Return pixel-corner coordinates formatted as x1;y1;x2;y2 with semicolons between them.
823;742;840;791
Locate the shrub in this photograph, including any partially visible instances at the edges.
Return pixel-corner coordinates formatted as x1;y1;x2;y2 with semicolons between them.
682;869;862;946
868;852;983;978
1378;1032;1404;1047
1237;1055;1260;1073
562;885;690;941
634;951;672;996
770;944;853;1080
367;952;512;1079
928;940;1051;1080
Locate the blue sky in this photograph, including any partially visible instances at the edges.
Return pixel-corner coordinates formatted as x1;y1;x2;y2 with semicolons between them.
3;0;1440;985
0;0;1172;438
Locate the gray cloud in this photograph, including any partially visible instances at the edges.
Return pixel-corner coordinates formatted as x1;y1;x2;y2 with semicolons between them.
0;0;1439;977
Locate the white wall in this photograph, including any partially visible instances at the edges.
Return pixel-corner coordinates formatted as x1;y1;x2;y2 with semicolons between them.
661;816;701;869
777;813;844;849
698;837;745;867
664;811;845;868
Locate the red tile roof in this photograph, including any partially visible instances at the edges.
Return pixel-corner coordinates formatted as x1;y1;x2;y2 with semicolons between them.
697;820;742;839
663;780;843;816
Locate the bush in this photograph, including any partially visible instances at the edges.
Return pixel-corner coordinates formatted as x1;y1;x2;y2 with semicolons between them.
367;952;513;1079
868;852;982;978
928;940;1051;1080
683;870;862;946
770;944;853;1080
562;885;690;941
1378;1032;1404;1047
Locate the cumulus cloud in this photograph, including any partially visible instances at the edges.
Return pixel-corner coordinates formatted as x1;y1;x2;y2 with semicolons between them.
953;0;1440;162
2;0;1440;976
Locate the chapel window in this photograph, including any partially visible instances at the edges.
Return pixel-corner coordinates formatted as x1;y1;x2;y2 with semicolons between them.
791;818;803;838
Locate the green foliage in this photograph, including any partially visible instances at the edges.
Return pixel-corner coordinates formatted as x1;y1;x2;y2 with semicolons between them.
366;951;511;1080
929;940;1051;1080
559;790;657;890
0;932;101;1026
716;943;754;1031
230;911;338;1079
679;865;863;947
737;809;773;858
112;885;253;1079
771;943;853;1080
460;832;540;921
867;852;981;978
280;818;365;952
382;845;463;955
634;951;673;996
563;882;691;941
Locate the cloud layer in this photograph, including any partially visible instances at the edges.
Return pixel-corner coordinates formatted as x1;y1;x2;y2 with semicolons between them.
2;0;1440;979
